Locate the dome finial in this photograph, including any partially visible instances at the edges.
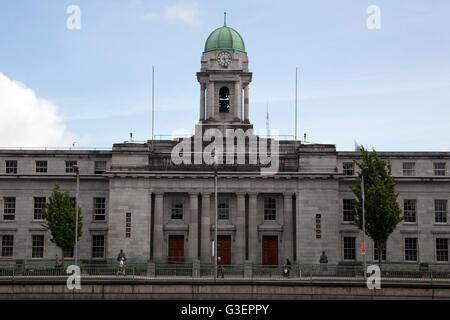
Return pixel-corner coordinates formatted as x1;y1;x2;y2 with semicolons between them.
223;12;227;26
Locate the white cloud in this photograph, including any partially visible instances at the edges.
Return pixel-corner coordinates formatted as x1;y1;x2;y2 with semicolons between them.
164;2;200;25
0;73;74;148
143;2;201;26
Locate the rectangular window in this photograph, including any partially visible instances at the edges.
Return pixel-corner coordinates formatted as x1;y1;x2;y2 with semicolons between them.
343;199;355;222
264;197;276;220
63;247;74;258
32;235;44;258
218;199;230;220
374;242;386;261
94;161;107;174
171;202;183;220
402;162;416;176
343;237;356;260
92;235;105;258
93;197;106;221
343;162;355;176
435;200;448;223
65;160;78;173
35;160;48;173
404;238;418;261
1;235;14;257
34;197;46;220
125;212;131;238
436;238;449;262
403;199;417;223
3;197;16;221
5;160;17;174
434;163;446;176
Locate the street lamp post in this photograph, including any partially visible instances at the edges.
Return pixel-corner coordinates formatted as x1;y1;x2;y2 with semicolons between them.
73;165;80;266
213;154;218;281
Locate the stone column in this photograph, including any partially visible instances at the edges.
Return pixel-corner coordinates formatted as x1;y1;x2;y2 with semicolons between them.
244;85;249;121
295;191;301;263
153;192;164;262
234;81;241;119
189;193;199;260
200;84;205;120
283;193;293;261
248;193;258;263
201;193;212;263
207;82;215;119
235;193;246;264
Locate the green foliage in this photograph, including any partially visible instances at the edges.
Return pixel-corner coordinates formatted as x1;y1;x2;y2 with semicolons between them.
352;148;403;264
43;185;82;257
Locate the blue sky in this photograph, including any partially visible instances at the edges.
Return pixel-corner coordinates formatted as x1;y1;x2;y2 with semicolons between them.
0;0;449;150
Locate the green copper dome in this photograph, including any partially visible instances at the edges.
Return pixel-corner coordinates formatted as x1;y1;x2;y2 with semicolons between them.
204;14;245;53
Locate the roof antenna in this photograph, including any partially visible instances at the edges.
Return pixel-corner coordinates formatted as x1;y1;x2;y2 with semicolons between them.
266;102;270;137
224;12;227;26
130;132;133;142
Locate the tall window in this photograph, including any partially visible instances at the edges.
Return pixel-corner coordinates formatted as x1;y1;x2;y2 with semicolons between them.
218;198;230;220
218;87;230;112
343;237;356;260
374;242;386;261
264;197;276;220
435;200;448;223
94;161;106;174
65;160;78;173
92;235;105;258
93;198;106;221
1;235;14;257
434;163;446;176
403;199;417;223
343;162;354;176
32;235;44;258
34;197;46;220
402;162;415;176
3;197;16;221
343;199;355;222
436;238;449;262
35;160;48;173
5;160;17;174
404;238;417;261
171;202;183;220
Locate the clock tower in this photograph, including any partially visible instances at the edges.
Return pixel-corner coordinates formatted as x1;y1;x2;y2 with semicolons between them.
196;14;253;131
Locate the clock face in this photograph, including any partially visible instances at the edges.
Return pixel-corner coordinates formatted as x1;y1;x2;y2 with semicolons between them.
217;51;232;67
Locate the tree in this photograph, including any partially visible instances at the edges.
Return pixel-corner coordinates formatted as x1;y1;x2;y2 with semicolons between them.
352;148;403;265
43;185;82;260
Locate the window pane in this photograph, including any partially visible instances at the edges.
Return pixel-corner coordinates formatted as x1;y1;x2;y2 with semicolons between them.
405;238;417;261
343;199;355;222
403;163;415;176
171;202;183;220
34;197;46;220
436;238;449;262
32;235;44;258
264;198;276;220
5;160;17;174
434;163;446;176
343;237;356;260
403;199;417;223
92;235;105;258
343;162;354;176
94;198;106;221
3;197;16;220
1;235;14;257
435;200;448;223
218;199;229;220
35;161;48;173
65;161;78;173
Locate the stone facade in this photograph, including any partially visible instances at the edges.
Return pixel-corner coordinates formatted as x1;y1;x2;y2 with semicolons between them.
0;24;449;266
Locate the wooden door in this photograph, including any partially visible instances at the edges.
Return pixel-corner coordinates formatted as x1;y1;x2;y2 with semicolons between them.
168;235;184;263
217;235;231;264
262;236;278;265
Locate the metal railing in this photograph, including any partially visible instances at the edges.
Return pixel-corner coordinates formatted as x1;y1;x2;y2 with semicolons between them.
1;262;450;284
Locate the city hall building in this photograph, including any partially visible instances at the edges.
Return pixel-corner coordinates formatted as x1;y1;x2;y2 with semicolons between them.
0;21;450;266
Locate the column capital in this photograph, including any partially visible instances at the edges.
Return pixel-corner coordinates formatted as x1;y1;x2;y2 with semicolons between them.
154;191;164;197
235;192;246;197
202;192;212;198
248;192;258;197
189;192;199;197
283;193;293;200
